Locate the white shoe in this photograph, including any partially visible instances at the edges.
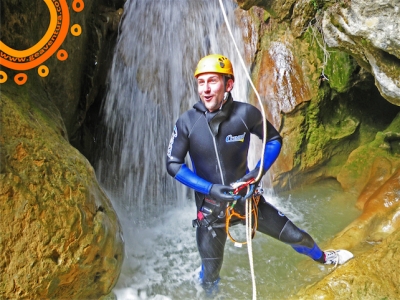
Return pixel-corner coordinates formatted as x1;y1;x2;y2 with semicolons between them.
324;249;354;266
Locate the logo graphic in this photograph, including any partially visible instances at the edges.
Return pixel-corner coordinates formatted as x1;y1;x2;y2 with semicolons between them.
0;0;84;85
167;125;178;159
225;132;246;143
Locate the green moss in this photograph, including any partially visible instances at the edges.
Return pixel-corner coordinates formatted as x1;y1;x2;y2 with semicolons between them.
0;79;67;141
324;51;357;93
310;0;319;11
263;11;270;22
302;26;357;93
385;112;400;132
301;26;327;84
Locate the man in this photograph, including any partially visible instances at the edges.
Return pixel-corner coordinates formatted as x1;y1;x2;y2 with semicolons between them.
166;54;353;290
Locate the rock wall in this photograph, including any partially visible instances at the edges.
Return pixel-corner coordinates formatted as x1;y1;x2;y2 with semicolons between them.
0;0;125;298
236;0;400;298
291;230;400;299
238;1;400;193
322;0;400;106
0;0;124;158
0;88;124;299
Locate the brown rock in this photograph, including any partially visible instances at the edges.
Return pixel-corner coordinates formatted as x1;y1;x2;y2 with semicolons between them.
292;230;400;299
0;91;124;299
289;168;400;299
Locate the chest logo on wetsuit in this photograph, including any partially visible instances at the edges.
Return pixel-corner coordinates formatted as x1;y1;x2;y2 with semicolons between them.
225;132;246;143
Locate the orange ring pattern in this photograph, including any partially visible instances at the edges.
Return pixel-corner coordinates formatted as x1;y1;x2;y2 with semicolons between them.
72;0;85;12
14;73;28;85
0;0;70;71
71;24;82;36
0;71;7;83
57;49;69;61
38;65;50;77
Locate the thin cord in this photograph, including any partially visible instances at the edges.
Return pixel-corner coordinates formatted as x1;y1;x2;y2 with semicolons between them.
218;1;268;299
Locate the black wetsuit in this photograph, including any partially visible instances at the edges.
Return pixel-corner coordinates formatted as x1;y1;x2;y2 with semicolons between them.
166;95;324;285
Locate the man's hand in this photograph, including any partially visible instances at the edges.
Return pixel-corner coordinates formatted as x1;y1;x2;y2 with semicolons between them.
233;168;261;199
209;184;241;202
238;167;260;183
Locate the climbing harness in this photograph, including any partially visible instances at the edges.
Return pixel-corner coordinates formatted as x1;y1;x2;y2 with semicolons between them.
225;186;261;246
218;1;269;299
226;180;264;244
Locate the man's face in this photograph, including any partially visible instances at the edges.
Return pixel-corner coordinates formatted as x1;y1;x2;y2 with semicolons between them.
197;73;233;112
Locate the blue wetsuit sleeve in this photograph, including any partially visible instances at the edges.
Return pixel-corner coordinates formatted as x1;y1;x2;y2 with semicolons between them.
166;118;212;194
256;139;282;173
175;164;212;195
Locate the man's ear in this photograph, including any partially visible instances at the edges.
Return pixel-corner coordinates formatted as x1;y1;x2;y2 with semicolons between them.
226;78;234;92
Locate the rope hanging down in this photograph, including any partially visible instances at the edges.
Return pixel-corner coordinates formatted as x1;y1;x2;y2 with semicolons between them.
218;1;268;299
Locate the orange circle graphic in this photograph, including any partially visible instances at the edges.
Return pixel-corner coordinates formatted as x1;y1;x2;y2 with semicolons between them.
71;24;82;36
0;71;7;83
57;49;68;61
0;0;70;71
72;0;85;12
14;73;28;85
38;65;50;77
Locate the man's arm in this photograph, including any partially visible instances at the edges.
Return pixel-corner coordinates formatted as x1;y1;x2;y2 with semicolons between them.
249;106;282;174
166;121;213;194
172;164;212;194
257;138;281;174
239;106;282;181
239;139;281;183
166;121;238;201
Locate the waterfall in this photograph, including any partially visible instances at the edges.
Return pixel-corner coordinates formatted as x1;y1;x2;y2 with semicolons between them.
96;0;250;219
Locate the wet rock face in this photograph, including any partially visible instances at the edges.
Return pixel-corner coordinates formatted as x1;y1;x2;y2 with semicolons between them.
236;1;400;297
237;0;297;20
0;1;125;297
239;0;400;192
238;0;400;105
292;230;400;299
0;0;124;155
0;92;124;299
292;169;400;299
322;0;400;105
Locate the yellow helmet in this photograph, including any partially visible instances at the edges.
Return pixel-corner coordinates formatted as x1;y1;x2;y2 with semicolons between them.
194;54;234;79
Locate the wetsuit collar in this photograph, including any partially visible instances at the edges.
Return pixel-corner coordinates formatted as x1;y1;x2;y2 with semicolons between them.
193;93;234;136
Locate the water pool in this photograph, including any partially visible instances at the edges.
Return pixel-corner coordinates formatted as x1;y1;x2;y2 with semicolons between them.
111;179;360;300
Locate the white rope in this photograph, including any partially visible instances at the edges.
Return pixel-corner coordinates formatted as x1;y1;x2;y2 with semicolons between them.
218;0;267;182
246;194;256;300
218;1;269;299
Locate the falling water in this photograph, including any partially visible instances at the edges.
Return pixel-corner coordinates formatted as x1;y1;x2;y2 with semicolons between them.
96;0;250;218
95;1;360;299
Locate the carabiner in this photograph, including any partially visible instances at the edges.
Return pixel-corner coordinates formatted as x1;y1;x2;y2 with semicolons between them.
232;178;255;195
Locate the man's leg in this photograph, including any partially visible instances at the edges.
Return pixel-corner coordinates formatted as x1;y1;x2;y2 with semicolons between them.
256;197;353;264
196;225;227;285
256;197;324;261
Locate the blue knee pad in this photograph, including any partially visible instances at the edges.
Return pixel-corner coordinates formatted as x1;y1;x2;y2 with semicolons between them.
291;242;323;260
199;264;220;296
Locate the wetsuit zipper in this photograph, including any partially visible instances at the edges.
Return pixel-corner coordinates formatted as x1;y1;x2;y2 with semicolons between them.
205;114;225;185
212;134;225;185
206;117;228;221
